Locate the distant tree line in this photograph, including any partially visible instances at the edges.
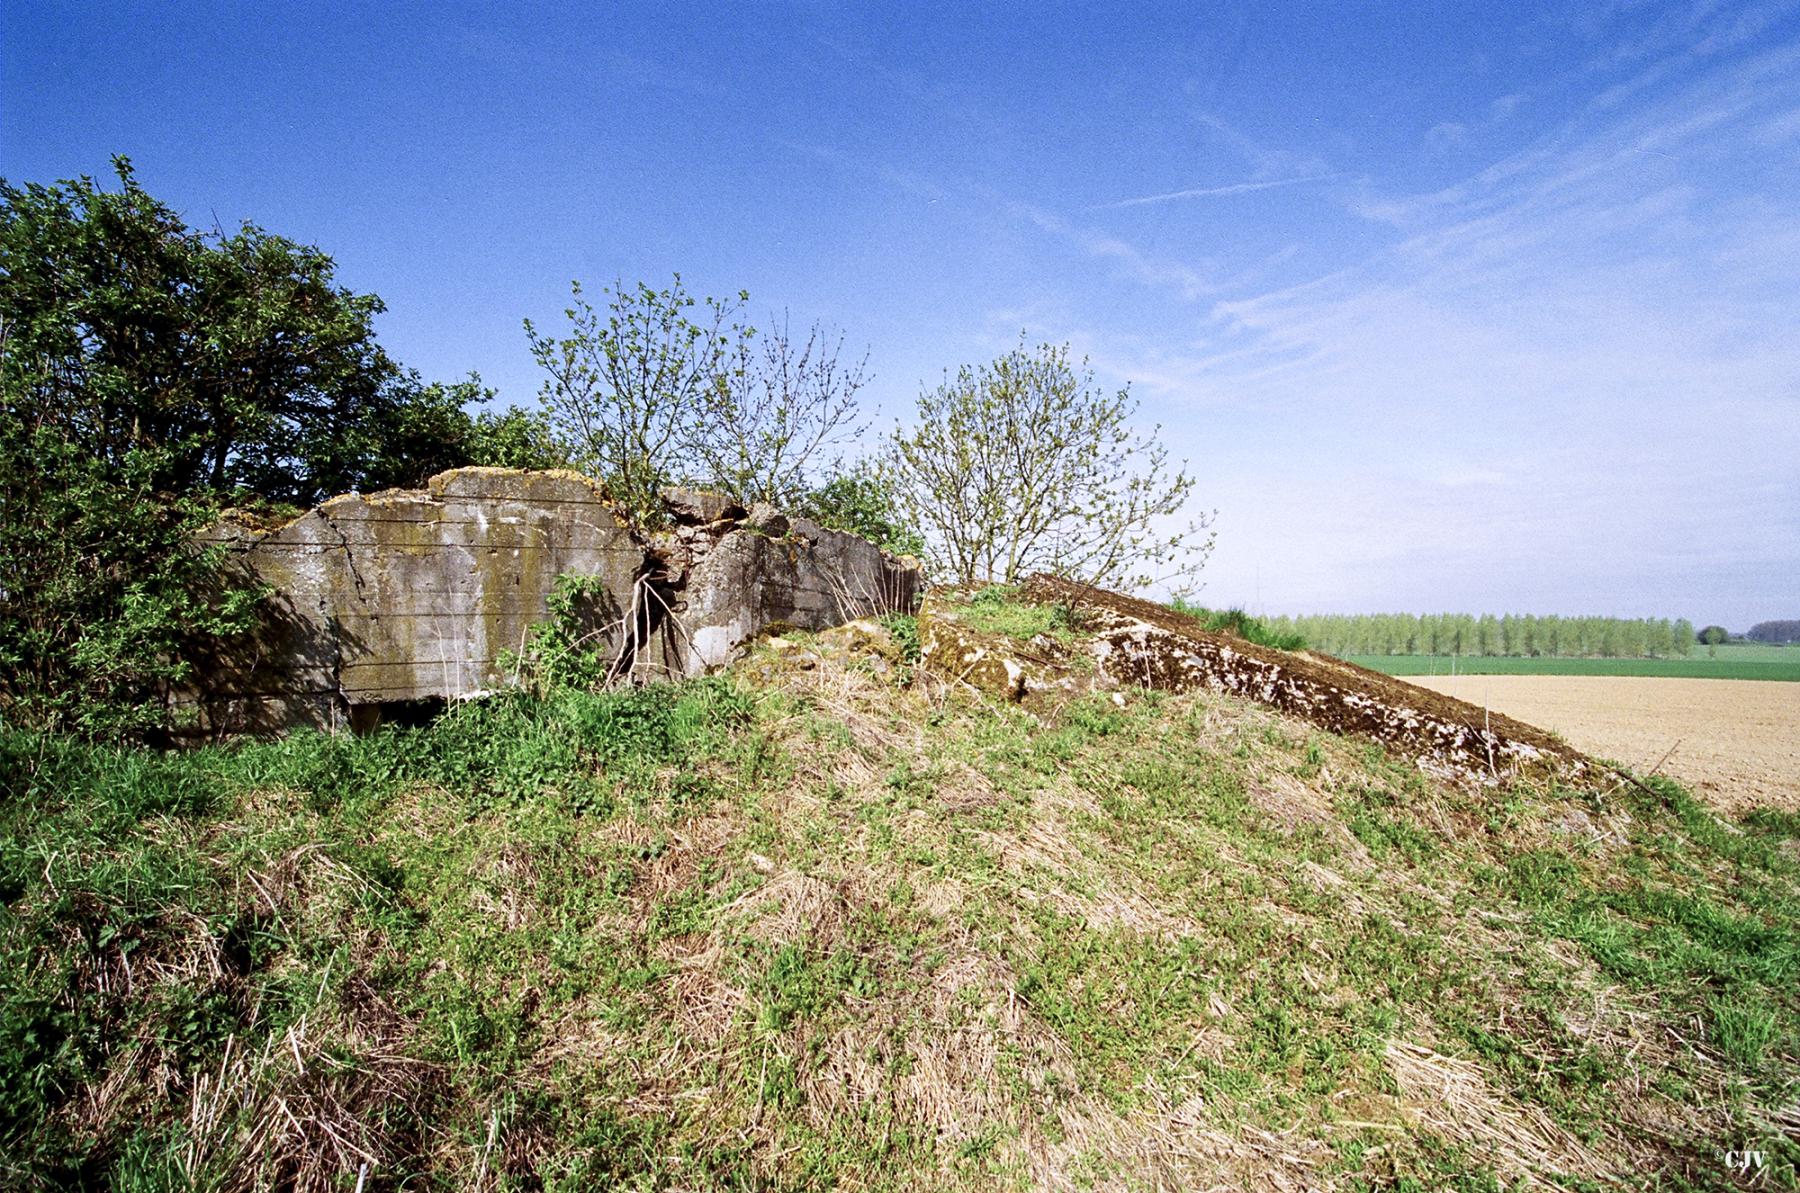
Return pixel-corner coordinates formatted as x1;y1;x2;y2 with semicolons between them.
1264;613;1697;658
1747;620;1800;645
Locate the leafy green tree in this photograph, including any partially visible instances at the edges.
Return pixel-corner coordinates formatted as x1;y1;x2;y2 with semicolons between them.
356;387;571;482
1672;619;1695;656
0;160;481;733
524;276;751;524
351;375;501;493
1697;624;1729;658
798;463;924;557
0;158;445;505
883;337;1210;590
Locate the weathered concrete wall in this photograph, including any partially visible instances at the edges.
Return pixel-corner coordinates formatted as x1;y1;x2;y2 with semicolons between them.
649;499;922;679
182;469;919;735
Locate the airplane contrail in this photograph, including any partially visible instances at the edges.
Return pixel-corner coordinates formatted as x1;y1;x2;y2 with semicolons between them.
1094;173;1338;210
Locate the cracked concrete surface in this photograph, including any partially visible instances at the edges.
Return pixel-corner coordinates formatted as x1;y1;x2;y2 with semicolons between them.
178;468;920;735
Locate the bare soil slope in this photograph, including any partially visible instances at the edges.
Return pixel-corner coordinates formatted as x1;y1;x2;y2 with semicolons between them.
1412;674;1800;813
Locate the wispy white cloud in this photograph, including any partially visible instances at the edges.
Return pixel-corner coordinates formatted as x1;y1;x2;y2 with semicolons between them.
775;139;1225;303
1193;112;1332;180
1064;15;1800;622
1092;173;1338;210
1008;200;1217;299
1488;92;1526;121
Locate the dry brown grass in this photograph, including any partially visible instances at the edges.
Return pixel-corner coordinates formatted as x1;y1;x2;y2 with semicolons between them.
979;797;1193;937
803;949;1077;1161
175;980;443;1192
1383;1041;1608;1187
44;832;453;1192
1027;1094;1331;1193
723;869;855;950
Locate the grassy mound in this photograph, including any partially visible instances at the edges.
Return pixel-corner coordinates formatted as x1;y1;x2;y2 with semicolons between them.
3;649;1797;1189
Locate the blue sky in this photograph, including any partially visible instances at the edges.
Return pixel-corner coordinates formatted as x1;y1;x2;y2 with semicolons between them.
5;1;1797;627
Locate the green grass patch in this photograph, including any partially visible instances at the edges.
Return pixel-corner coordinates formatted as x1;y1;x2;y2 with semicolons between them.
953;584;1082;641
1347;647;1800;681
4;659;1798;1188
1168;599;1308;651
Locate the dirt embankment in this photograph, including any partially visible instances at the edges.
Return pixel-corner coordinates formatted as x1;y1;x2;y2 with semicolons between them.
1412;675;1800;814
1001;576;1594;786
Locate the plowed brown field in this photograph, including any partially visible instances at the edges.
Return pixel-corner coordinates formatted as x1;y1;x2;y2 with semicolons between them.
1410;675;1799;813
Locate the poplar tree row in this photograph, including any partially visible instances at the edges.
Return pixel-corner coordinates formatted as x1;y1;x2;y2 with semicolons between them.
1264;613;1697;658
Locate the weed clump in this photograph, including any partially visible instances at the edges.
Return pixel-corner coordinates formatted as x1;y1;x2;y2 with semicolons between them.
1167;598;1308;652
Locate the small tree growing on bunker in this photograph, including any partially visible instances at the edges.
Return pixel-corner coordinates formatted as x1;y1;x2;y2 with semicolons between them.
525;276;751;524
883;337;1212;591
526;278;871;521
688;312;869;508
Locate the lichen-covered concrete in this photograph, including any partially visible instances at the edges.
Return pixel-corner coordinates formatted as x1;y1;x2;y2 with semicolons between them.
921;576;1592;787
180;469;919;735
653;512;920;679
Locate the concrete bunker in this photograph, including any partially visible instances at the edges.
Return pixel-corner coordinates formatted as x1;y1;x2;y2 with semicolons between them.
178;468;921;735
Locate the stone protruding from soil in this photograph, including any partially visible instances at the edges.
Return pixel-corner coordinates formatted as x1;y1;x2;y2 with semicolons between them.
916;594;1107;706
179;469;920;735
923;575;1591;786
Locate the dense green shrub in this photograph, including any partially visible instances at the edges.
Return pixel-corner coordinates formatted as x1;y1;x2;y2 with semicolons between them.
0;160;514;735
502;573;621;693
799;466;924;558
0;429;264;737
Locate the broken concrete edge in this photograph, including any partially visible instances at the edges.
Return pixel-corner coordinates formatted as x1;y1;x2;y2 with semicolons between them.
203;468;635;544
917;575;1593;788
177;468;922;737
660;485;745;528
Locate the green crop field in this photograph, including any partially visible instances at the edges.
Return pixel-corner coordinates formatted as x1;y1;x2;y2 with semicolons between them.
1346;643;1800;682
